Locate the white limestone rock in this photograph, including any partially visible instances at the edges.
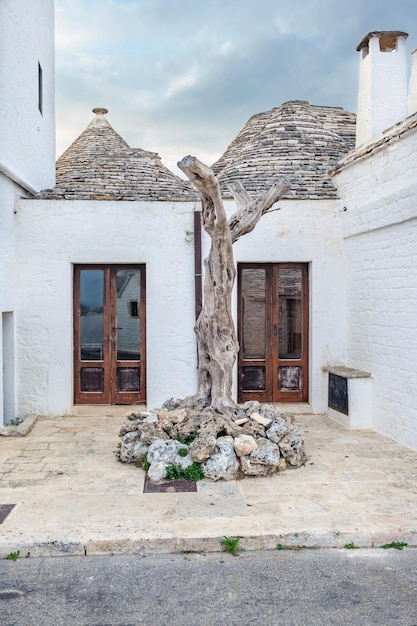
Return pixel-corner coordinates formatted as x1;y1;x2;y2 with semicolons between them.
234;434;257;457
242;401;261;415
250;438;281;467
202;436;240;481
147;461;167;482
266;418;291;444
278;431;307;467
250;412;272;427
189;434;217;463
240;455;276;476
147;438;192;469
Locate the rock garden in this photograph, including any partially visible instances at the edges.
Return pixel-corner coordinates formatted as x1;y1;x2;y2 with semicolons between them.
118;399;307;482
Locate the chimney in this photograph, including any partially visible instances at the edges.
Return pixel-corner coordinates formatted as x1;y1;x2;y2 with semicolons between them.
355;31;408;148
408;47;417;115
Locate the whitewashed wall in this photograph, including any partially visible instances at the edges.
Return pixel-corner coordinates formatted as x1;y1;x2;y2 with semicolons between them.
14;197;346;417
0;177;19;425
0;0;55;191
226;199;348;413
14;201;199;416
335;119;417;450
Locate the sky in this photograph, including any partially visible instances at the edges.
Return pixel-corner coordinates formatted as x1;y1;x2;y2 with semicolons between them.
55;0;416;175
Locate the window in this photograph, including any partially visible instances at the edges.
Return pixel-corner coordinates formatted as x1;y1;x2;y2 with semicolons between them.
38;62;43;115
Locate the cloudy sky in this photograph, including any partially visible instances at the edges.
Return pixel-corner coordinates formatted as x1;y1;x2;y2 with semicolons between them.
55;0;416;174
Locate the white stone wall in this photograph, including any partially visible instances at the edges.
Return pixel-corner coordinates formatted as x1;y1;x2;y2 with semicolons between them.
14;201;199;416
13;197;346;417
356;34;408;148
0;0;55;191
335;123;417;450
0;176;19;425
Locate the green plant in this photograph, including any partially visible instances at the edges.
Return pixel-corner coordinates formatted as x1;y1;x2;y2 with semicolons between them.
165;462;204;481
177;447;188;458
183;463;204;481
174;430;198;445
6;550;19;561
9;417;23;426
113;442;122;461
221;536;244;556
380;541;408;550
344;542;358;549
142;456;150;472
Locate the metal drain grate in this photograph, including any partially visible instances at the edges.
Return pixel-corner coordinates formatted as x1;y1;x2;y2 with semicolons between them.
143;475;197;493
0;504;16;524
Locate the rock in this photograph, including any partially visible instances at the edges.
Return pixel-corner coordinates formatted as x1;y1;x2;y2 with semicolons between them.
138;423;170;445
119;418;141;436
279;430;307;467
240;455;276;476
242;401;260;415
235;417;249;426
189;434;217;463
258;404;278;420
234;434;257;457
120;431;139;463
266;418;291;443
147;439;192;469
121;440;148;464
162;398;183;410
250;438;281;466
143;411;159;423
147;461;167;482
250;412;272;427
202;436;240;481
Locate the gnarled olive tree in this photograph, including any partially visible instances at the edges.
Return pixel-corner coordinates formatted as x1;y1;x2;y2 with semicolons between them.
177;155;289;419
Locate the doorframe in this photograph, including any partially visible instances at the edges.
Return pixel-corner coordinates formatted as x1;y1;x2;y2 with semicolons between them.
73;264;146;406
237;262;309;404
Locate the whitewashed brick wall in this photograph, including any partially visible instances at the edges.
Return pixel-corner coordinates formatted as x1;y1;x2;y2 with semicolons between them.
335;122;417;450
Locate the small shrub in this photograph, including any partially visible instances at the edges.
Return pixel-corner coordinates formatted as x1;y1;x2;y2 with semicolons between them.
174;430;198;445
114;442;122;462
142;456;150;472
183;462;204;481
221;536;244;556
344;542;358;549
6;550;19;561
380;541;408;550
165;462;204;481
177;448;188;458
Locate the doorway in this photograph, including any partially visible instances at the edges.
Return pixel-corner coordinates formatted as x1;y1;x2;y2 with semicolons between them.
73;265;146;405
238;263;309;403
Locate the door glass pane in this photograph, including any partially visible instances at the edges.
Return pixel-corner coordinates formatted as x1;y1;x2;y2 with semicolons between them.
80;270;104;361
278;268;303;359
242;269;266;359
116;270;141;361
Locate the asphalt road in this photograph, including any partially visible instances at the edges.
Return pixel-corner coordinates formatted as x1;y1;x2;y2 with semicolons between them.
1;549;416;625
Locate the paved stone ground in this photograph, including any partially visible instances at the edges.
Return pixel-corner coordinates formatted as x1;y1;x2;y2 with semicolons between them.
0;413;416;558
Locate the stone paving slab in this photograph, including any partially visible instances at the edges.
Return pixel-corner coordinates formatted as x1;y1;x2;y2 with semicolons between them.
0;413;416;558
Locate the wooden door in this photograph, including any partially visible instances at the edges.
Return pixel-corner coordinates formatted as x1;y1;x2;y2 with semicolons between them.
238;263;309;403
74;265;146;405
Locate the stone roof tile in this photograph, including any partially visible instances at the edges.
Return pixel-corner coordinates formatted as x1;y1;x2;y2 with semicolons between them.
39;109;198;201
212;101;356;199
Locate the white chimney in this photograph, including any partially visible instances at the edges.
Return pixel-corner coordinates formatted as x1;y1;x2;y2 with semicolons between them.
408;47;417;116
355;31;408;148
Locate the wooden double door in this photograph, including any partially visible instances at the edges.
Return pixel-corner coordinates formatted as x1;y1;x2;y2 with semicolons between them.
73;265;146;405
238;263;309;403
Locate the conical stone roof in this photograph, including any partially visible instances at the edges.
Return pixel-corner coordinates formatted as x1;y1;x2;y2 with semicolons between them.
212;101;356;199
40;108;198;201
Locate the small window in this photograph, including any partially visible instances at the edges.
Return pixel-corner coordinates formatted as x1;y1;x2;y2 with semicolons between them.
38;62;43;115
128;300;139;318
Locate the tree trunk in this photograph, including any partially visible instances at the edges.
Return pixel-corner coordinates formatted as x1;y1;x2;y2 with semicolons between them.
177;155;289;417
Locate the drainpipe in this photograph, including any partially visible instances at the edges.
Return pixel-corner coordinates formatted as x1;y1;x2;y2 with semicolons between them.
193;211;202;321
0;162;38;196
